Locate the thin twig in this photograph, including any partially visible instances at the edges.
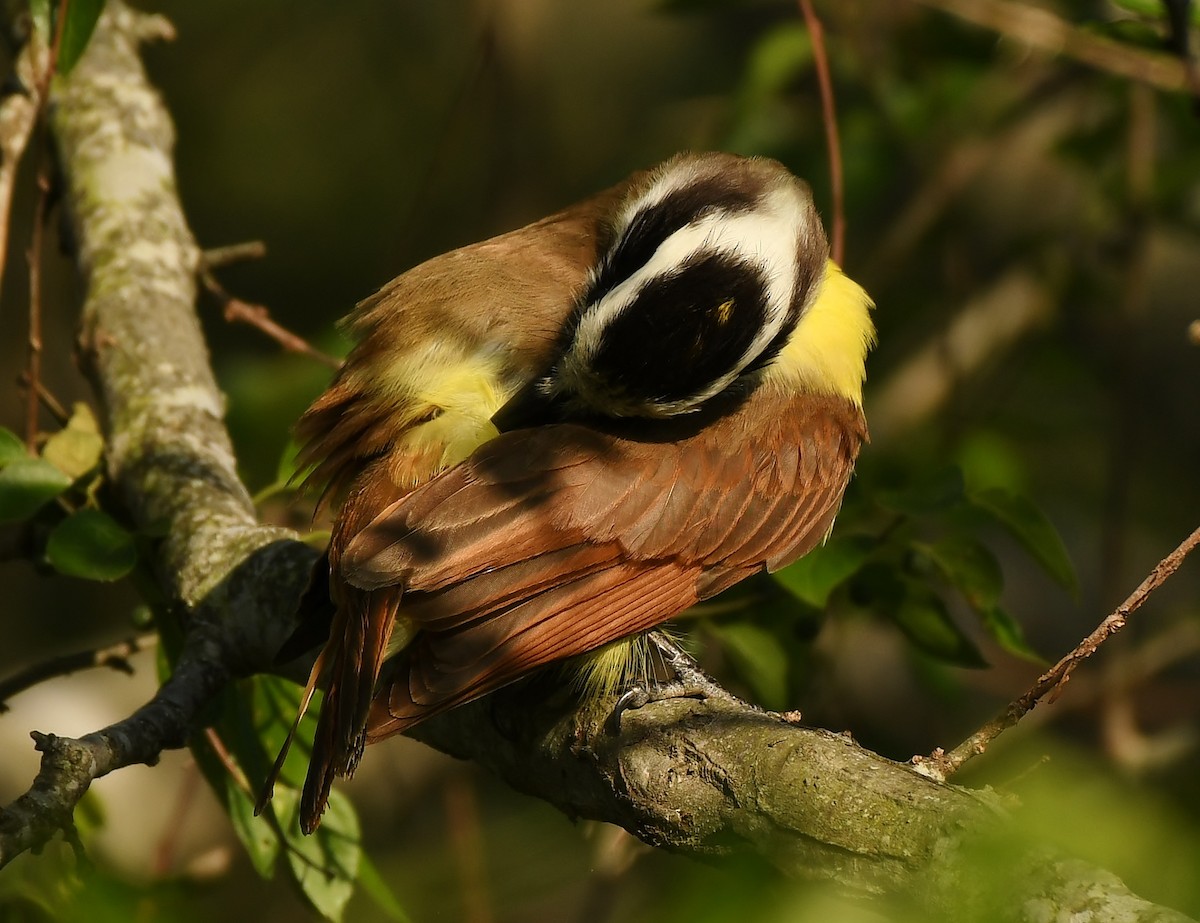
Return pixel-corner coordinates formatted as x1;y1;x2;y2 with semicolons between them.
0;635;156;713
203;726;254;792
203;726;328;876
396;2;498;255
798;0;845;265
917;525;1200;780
201;240;266;269
0;634;233;868
24;168;48;451
23;0;71;452
198;263;341;369
16;372;70;426
912;0;1192;94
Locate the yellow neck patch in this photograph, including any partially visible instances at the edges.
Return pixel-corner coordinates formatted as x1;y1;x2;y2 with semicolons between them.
768;260;875;406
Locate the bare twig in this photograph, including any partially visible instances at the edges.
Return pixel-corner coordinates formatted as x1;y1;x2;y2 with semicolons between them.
918;525;1200;780
0;635;155;713
15;372;70;426
798;0;845;265
396;2;498;254
202;240;266;269
23;0;71;452
912;0;1192;94
24;168;48;451
198;262;340;369
223;298;341;369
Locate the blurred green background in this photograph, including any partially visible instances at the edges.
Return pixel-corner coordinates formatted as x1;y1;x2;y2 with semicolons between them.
1;0;1199;920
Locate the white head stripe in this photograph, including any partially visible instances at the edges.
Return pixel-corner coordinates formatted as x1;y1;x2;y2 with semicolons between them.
566;180;809;406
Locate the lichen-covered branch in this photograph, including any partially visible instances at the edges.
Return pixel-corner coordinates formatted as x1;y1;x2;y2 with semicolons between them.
412;679;1195;922
0;0;315;868
51;3;306;658
0;6;1193;922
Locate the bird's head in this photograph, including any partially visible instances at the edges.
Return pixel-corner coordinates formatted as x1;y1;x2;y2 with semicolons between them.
492;152;829;430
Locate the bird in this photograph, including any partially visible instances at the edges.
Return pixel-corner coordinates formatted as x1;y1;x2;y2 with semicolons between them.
266;151;875;834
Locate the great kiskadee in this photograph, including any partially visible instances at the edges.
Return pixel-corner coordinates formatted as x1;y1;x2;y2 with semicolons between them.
272;152;875;834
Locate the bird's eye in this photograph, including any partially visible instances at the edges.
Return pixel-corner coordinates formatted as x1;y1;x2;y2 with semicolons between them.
712;299;735;325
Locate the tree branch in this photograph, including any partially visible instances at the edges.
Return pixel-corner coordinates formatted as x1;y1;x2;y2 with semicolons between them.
0;0;316;869
412;679;1194;921
0;6;1193;922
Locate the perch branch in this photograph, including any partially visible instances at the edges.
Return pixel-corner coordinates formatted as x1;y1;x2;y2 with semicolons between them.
797;0;845;264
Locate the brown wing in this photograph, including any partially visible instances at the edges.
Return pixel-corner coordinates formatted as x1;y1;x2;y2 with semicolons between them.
344;388;866;740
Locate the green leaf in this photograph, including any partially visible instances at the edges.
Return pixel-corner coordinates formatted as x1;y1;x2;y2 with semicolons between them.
357;854;411;923
279;787;361;922
188;685;284;880
773;535;873;608
920;537;1003;612
970;488;1078;595
46;509;137;581
876;465;965;515
981;606;1044;664
191;676;369;921
0;457;72;522
57;0;106;74
891;583;988;668
226;782;281;879
42;403;104;480
0;428;24;466
707;621;789;710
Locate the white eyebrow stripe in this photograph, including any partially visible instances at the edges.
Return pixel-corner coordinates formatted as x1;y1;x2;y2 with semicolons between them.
572;183;806;378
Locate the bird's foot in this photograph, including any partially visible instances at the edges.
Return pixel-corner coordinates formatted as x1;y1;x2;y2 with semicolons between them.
605;630;762;733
